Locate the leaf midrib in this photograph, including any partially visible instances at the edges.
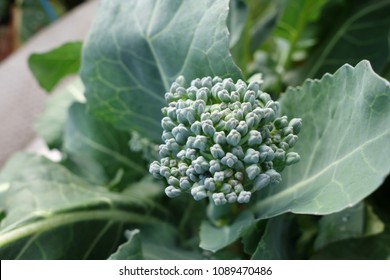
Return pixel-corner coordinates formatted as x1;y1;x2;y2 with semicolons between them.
0;210;154;248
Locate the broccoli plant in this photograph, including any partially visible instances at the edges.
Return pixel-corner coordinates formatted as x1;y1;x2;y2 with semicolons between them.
0;0;390;260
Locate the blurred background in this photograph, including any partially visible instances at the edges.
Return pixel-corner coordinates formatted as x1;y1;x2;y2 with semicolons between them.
0;0;86;60
0;0;97;166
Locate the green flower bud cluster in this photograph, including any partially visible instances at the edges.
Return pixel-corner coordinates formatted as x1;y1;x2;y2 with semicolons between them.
149;76;302;205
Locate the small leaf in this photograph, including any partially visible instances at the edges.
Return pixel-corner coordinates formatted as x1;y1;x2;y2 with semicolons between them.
28;42;82;92
199;211;254;253
253;60;390;219
108;229;143;260
365;204;385;236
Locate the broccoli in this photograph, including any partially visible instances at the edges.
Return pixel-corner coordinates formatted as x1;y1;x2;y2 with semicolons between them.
150;76;302;205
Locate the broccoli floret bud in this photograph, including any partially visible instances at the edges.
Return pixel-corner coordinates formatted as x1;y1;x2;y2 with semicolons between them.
149;76;302;204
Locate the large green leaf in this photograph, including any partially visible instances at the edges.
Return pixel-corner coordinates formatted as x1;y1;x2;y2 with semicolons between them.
34;78;84;149
292;0;390;84
81;0;242;142
253;60;390;219
28;42;82;92
199;211;254;253
64;103;147;188
0;153;158;259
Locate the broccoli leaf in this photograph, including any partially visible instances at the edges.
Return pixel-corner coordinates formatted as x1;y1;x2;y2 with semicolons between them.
81;0;242;142
0;153;159;259
254;60;390;219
